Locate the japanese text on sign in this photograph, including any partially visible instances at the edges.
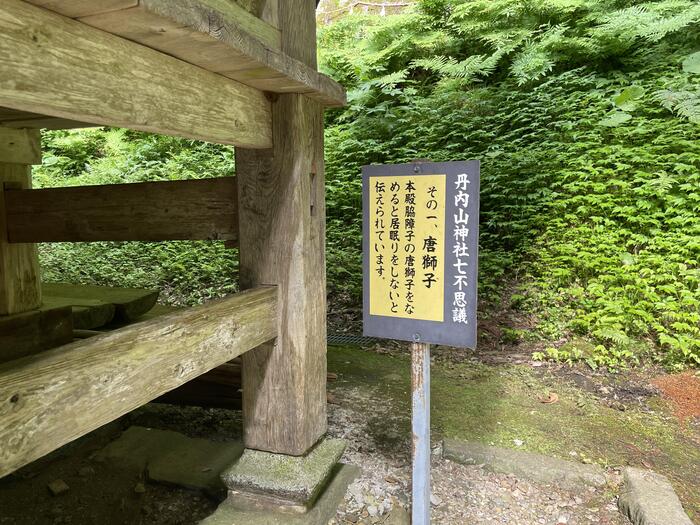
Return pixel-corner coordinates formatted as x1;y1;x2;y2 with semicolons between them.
369;175;445;321
363;161;480;349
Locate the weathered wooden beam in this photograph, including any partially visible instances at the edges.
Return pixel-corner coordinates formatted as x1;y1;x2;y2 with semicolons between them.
279;0;318;69
0;0;272;147
43;283;159;323
77;0;345;106
4;177;239;243
23;0;345;107
0;286;277;478
0;129;42;165
0;132;42;316
0;306;73;363
237;94;327;456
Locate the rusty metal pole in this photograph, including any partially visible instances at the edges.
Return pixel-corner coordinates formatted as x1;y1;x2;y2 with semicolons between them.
411;341;431;524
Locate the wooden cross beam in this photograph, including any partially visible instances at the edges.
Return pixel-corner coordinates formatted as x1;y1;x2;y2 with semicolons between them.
0;0;272;147
3;177;239;243
0;286;277;478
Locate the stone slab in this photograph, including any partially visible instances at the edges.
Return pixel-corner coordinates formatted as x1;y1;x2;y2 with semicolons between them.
443;438;606;490
618;467;693;525
202;463;360;525
95;426;244;496
222;438;346;506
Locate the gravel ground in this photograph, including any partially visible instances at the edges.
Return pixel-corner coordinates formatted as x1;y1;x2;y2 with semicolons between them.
327;386;630;525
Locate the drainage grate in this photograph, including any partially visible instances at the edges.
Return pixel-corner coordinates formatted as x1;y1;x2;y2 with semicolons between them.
327;333;379;346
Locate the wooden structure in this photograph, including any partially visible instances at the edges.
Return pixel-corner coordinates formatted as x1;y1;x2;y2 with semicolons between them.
0;0;344;478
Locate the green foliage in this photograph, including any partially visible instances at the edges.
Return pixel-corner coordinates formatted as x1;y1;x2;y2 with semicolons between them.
36;129;238;306
321;1;700;368
37;0;700;369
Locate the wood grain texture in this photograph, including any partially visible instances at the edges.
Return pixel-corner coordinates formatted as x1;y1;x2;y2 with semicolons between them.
76;0;345;106
237;94;327;456
42;283;159;322
0;164;41;316
0;306;73;363
41;295;116;330
0;107;96;129
25;0;138;18
4;177;239;243
279;0;317;68
0;129;42;165
0;0;272;147
0;286;278;478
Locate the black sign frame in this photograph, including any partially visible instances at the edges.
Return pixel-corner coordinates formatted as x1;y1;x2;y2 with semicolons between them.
362;160;480;348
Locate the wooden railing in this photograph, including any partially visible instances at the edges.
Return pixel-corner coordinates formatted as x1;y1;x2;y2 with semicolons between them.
0;286;277;478
4;177;239;243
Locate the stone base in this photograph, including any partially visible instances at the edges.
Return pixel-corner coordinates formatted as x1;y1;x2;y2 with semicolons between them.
201;463;360;525
221;438;346;510
443;438;606;490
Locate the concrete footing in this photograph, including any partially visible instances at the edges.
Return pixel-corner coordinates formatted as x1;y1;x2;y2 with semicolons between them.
205;438;355;524
221;438;347;512
202;463;360;525
96;428;356;524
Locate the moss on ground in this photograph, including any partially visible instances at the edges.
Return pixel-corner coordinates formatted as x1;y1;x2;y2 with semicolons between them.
328;345;700;521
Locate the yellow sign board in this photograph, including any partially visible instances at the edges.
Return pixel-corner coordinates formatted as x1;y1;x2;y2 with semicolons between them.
368;174;446;322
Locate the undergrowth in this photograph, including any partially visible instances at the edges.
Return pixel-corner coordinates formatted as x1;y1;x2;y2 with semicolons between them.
36;0;700;369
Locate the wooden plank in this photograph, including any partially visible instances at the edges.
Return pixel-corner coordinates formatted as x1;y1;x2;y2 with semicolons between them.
0;0;272;147
0;106;98;129
25;0;138;18
4;177;239;243
237;93;327;455
75;0;345;106
0;306;73;363
0;129;42;165
42;283;159;322
0;164;41;316
155;362;243;410
279;0;317;68
0;286;278;478
41;296;116;329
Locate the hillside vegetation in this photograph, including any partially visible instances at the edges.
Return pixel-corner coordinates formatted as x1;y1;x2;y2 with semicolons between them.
37;0;700;368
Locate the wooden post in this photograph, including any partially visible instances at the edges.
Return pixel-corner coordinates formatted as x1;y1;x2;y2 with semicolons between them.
236;0;326;456
0;128;41;315
236;93;327;456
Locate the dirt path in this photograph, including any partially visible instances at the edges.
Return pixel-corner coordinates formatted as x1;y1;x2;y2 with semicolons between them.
326;345;700;524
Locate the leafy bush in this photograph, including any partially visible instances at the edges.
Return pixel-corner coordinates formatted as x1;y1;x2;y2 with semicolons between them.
37;0;700;368
36;129;238;306
320;1;700;368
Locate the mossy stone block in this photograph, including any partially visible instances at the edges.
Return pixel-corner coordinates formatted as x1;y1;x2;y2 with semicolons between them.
221;438;346;506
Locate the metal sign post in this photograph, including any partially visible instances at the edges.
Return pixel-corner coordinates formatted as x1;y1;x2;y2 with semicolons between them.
411;341;431;525
361;160;480;524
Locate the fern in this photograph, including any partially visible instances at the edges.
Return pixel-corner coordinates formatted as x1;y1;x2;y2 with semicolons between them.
655;89;700;123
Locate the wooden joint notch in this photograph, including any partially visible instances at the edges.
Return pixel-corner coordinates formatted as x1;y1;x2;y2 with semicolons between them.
3;177;239;244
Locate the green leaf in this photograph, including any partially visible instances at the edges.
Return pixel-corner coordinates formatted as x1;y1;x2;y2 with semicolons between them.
599;111;632;127
682;51;700;74
614;86;646;110
620;253;635;266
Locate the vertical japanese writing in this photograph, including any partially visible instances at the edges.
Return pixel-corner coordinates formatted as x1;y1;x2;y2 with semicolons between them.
404;180;416;315
452;173;470;324
422;184;439;291
368;174;445;322
389;182;401;313
373;180;385;281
